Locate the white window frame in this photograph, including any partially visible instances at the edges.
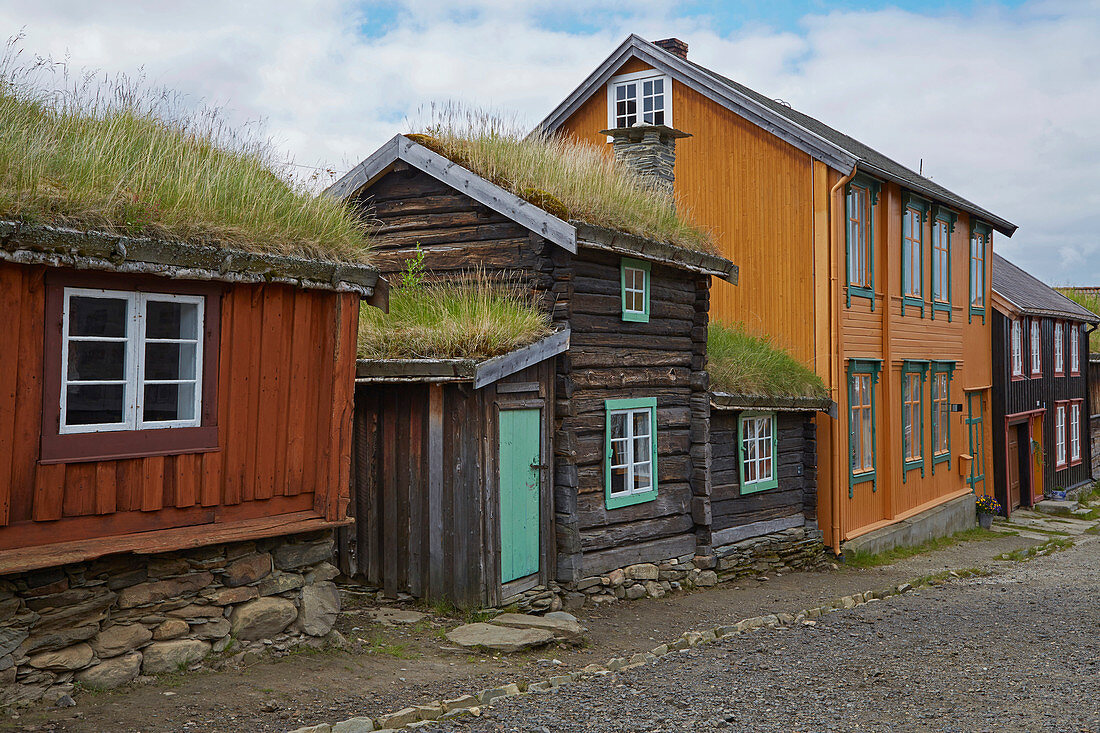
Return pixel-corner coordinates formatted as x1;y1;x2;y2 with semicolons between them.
1056;404;1067;468
1011;319;1023;377
607;405;655;499
606;69;673;131
1071;324;1081;374
1030;319;1041;376
739;413;777;490
1054;320;1064;374
1071;402;1082;463
60;287;204;434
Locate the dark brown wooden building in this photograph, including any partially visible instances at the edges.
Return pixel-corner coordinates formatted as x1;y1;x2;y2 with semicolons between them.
327;135;737;600
347;332;568;607
991;254;1098;513
0;222;381;573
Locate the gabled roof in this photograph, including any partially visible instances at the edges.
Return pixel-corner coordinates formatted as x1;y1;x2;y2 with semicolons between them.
325;134;737;282
537;34;1017;237
992;254;1100;324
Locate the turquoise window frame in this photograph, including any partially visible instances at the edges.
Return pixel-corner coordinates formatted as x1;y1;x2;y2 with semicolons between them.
966;391;986;492
620;257;651;323
604;397;658;509
930;206;957;322
969;222;991;325
738;411;779;494
845;174;881;309
901;360;929;482
847;359;882;497
901;193;930;317
930;361;956;472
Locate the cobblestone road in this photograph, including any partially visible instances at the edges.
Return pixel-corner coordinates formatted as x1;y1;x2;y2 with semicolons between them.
426;536;1100;733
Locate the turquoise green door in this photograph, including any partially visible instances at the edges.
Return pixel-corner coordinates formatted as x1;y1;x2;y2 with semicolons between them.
498;408;541;583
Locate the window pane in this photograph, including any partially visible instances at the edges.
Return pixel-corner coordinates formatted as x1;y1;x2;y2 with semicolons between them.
610;466;626;494
66;384;125;425
653;109;664;125
634;462;651;490
144;342;198;381
632;410;650;437
633;436;650;461
610;438;628;468
146;300;199;339
143;382;196;422
69;296;127;337
67;341;126;381
610;412;626;440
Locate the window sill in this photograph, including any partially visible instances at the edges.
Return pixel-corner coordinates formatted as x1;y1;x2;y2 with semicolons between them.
605;488;657;509
932;452;951;466
901;296;925;316
741;478;778;494
932;301;952;321
40;426;219;464
621;312;650;323
851;471;876;485
847;286;875;309
903;459;924;474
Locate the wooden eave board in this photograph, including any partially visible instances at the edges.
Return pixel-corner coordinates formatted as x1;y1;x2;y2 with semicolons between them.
0;511;349;576
0;221;379;295
709;391;834;413
574;223;737;283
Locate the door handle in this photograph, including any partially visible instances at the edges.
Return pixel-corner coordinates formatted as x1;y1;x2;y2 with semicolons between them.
530;463;548;470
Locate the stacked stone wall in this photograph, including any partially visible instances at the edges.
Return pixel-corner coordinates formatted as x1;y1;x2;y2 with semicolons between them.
0;531;341;706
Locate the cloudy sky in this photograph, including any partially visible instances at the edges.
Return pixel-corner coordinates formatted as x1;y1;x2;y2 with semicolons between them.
5;0;1098;284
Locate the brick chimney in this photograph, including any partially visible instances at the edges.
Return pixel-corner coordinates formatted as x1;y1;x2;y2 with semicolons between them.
598;124;691;202
654;38;688;59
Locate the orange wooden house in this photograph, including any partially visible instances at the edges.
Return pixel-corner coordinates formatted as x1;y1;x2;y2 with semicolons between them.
539;35;1018;553
0;222;380;574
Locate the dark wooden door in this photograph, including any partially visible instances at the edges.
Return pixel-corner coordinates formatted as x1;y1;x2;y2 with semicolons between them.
1007;427;1022;510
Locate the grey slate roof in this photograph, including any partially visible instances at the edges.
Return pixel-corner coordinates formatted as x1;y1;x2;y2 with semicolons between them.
992;254;1099;323
537;34;1017;237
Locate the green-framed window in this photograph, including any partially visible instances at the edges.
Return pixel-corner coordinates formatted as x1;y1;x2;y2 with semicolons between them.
902;360;929;481
930;361;955;472
620;257;651;323
969;222;991;324
931;206;957;321
848;359;881;496
738;411;779;493
846;174;881;308
604;397;658;509
902;193;930;317
966;390;986;492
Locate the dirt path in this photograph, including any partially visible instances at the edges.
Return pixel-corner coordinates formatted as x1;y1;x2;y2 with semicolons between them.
3;528;1043;733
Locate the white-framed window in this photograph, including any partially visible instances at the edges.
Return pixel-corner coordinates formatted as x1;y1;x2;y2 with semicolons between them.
1011;319;1023;377
1030;319;1041;376
1071;324;1081;374
605;397;657;508
620;257;651;322
1056;403;1067;468
61;287;204;434
607;70;671;129
1071;402;1082;463
1054;320;1065;374
739;412;778;492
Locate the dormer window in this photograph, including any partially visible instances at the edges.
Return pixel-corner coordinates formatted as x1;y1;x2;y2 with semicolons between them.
607;71;671;129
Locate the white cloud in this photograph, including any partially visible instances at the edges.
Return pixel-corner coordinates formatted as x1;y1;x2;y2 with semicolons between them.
4;0;1099;283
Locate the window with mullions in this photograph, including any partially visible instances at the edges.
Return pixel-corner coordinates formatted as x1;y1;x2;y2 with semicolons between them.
1071;401;1082;464
966;391;986;493
1071;323;1082;375
1030;319;1041;377
902;362;928;480
605;397;658;509
931;207;956;320
608;72;670;129
1011;319;1023;378
739;412;778;493
970;223;991;323
930;362;955;471
1054;321;1065;376
620;257;651;323
848;360;881;495
846;174;880;307
1055;402;1068;469
902;195;929;316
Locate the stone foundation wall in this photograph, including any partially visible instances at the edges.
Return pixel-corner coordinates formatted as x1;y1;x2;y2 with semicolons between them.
0;530;341;706
502;526;828;613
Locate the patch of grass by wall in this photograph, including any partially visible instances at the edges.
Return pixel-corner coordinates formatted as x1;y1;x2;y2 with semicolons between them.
843;527;1007;569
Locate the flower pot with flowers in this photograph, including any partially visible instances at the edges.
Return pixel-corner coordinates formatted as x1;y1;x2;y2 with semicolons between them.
975;494;1002;529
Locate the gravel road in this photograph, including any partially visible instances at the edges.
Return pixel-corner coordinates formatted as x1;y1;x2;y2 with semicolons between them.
426;537;1100;733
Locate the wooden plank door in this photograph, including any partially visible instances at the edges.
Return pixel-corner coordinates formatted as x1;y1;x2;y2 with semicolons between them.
498;408;541;584
1007;426;1022;510
1030;415;1044;505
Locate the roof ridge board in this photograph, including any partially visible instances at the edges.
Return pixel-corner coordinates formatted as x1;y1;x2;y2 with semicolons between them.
327;135;578;254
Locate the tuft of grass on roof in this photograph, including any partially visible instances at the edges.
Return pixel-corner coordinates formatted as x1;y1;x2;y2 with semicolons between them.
357;262;553;360
0;43;370;262
1058;288;1100;352
408;104;713;254
707;321;827;399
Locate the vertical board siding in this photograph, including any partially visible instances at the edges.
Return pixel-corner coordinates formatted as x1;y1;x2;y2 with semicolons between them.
0;262;355;551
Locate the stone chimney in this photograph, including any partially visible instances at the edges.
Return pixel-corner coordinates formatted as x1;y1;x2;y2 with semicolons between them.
654;38;688;59
599;124;691;202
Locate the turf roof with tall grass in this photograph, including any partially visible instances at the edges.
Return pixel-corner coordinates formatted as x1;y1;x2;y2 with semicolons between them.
357;254;553;360
0;47;370;263
707;321;827;400
407;106;713;254
1058;288;1100;352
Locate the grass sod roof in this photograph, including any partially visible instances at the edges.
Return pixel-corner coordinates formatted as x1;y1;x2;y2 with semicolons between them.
707;321;828;403
1057;288;1100;352
357;270;553;361
0;58;371;264
404;109;714;255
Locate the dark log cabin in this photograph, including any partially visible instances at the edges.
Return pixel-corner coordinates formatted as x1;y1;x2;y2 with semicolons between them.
327;134;737;600
991;254;1098;513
